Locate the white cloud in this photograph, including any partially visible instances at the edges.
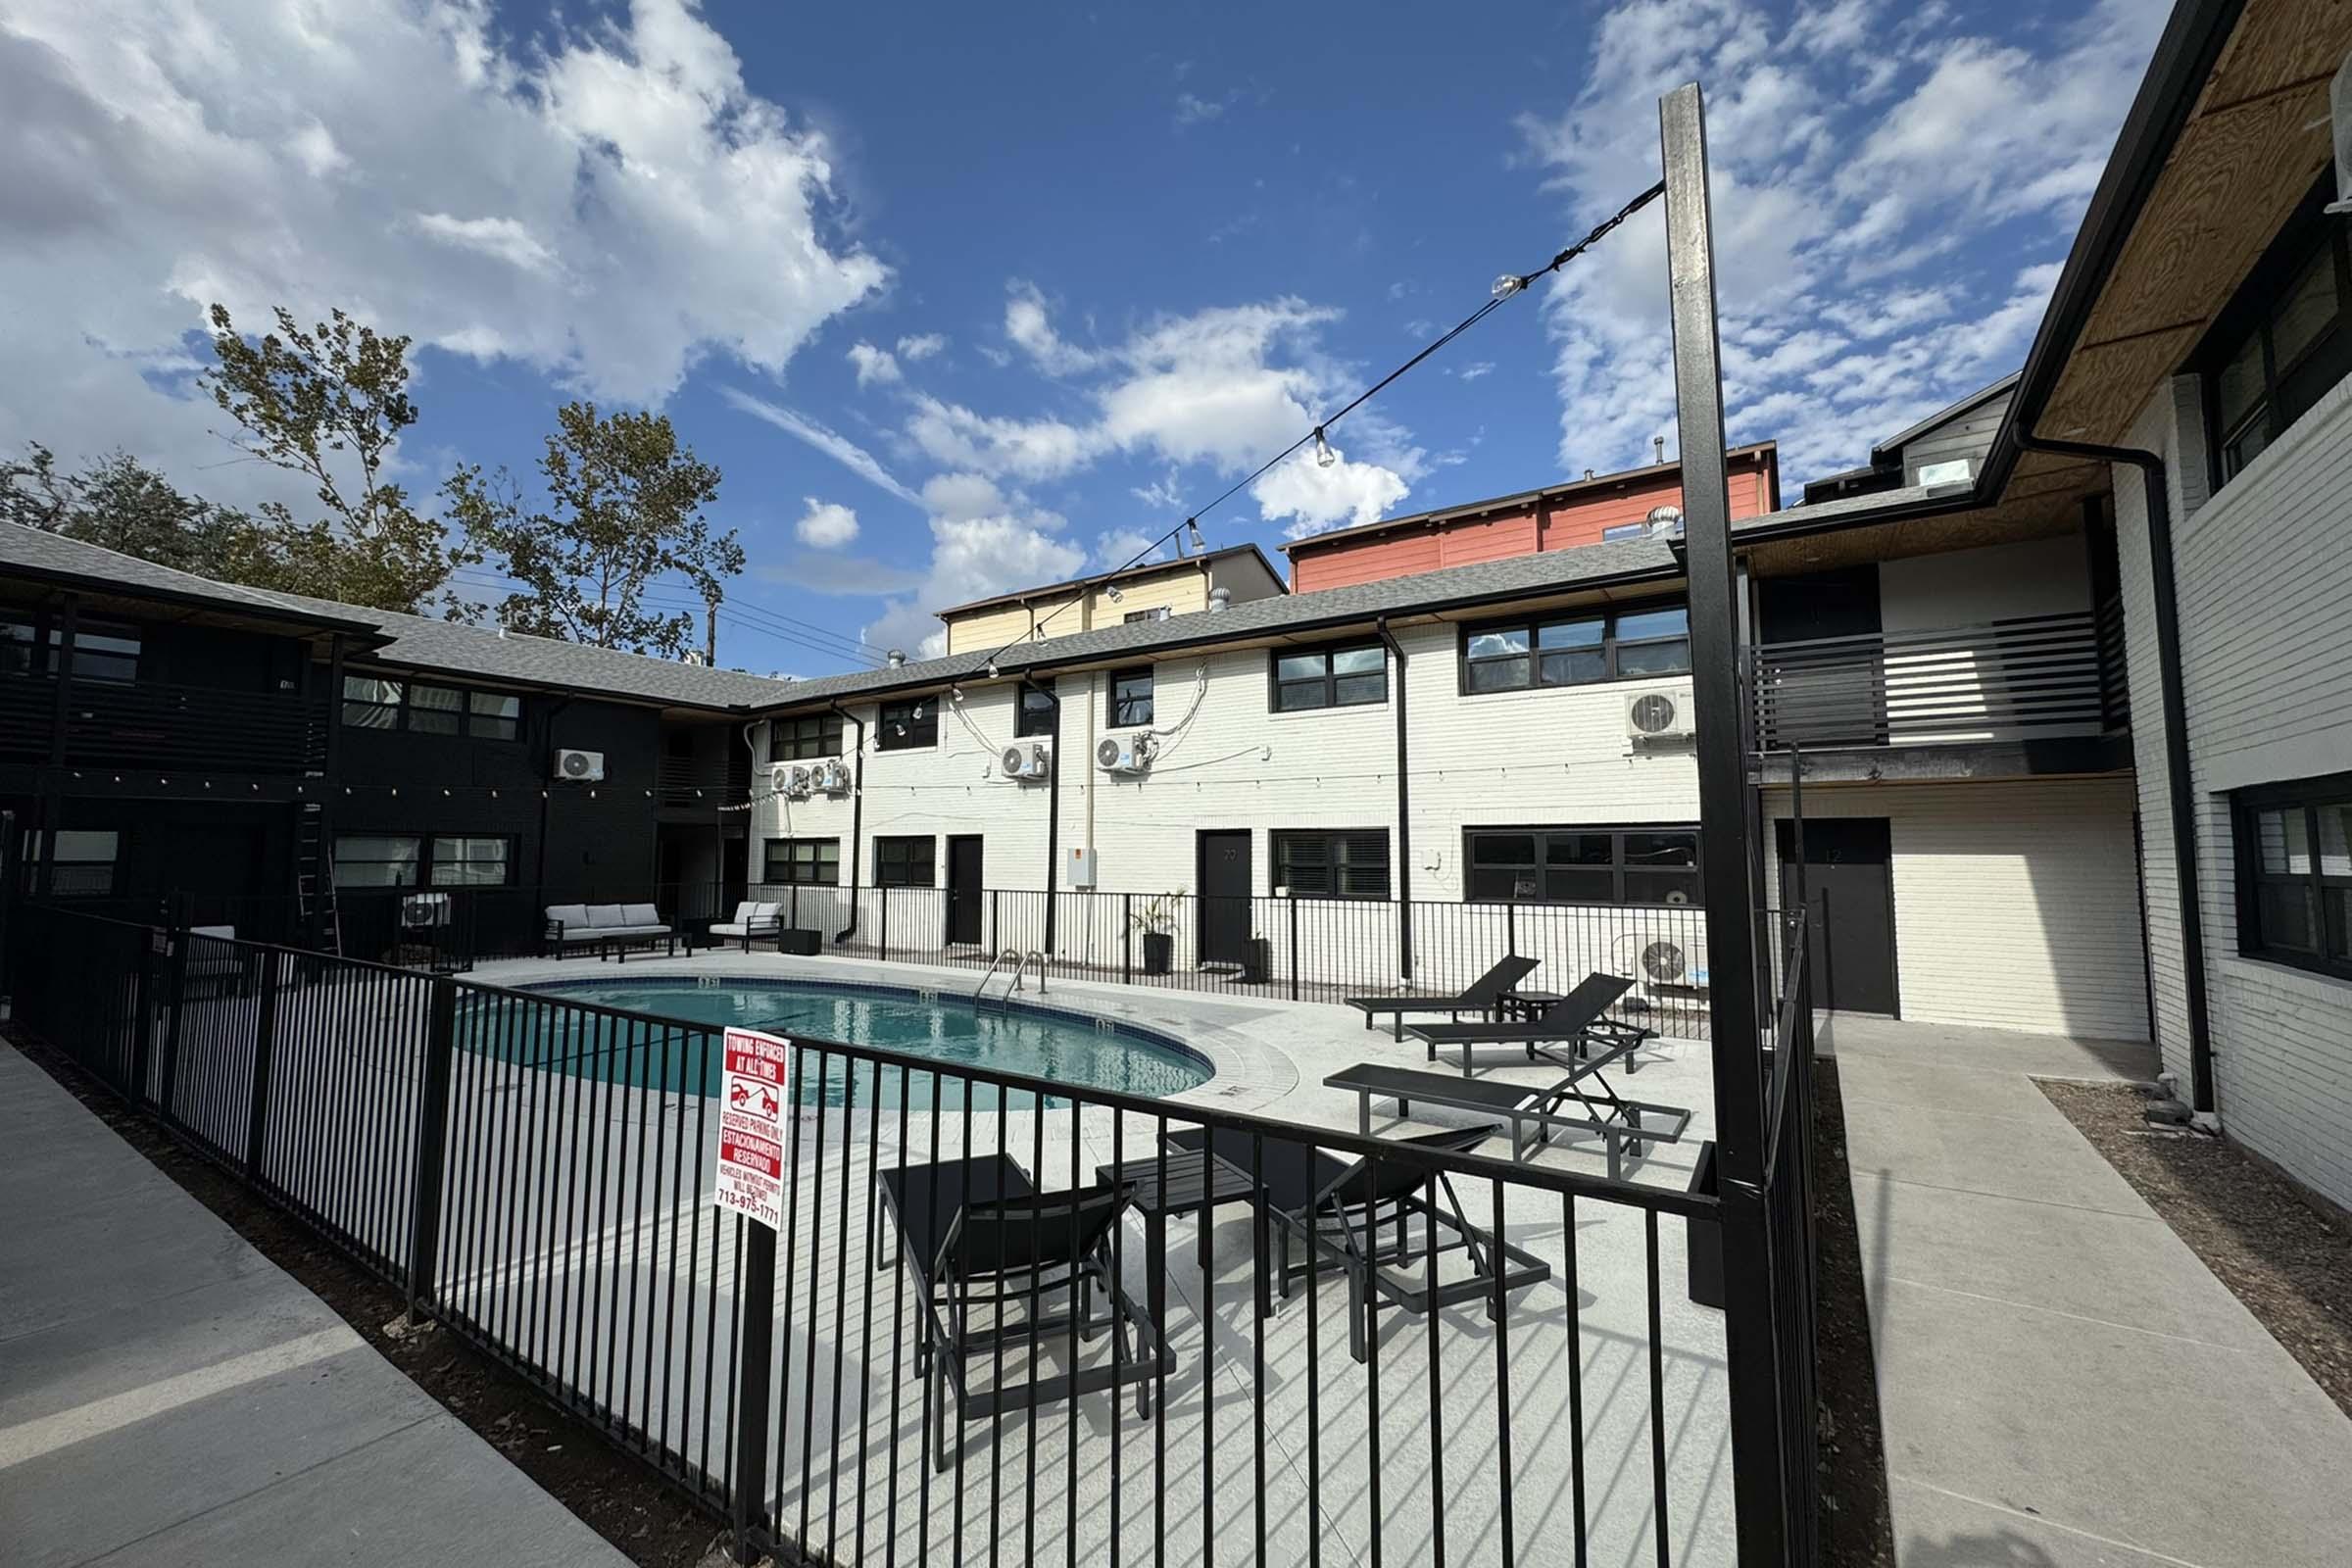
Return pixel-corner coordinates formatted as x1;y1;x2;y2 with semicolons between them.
1513;0;2167;484
847;341;900;386
794;497;859;548
919;470;1006;521
0;0;886;505
1173;91;1234;128
1094;527;1169;568
721;388;922;506
863;512;1085;660
1454;362;1496;381
1253;444;1411;538
906;394;1098;480
1004;282;1103;375
896;331;947;361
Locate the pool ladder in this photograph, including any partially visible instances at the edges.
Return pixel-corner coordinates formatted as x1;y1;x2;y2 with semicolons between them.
973;947;1047;1007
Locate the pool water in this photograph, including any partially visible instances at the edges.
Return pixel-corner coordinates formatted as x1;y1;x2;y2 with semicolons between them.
466;977;1212;1108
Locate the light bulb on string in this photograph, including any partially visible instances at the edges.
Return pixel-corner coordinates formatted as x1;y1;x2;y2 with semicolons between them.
1311;428;1336;468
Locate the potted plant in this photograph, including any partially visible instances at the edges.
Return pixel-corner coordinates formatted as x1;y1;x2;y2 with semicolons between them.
1129;890;1182;975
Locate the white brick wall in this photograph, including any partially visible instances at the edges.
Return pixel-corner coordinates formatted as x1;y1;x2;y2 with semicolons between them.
2116;372;2352;1211
1764;777;2150;1040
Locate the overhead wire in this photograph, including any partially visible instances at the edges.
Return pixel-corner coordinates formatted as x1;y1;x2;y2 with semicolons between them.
965;177;1670;679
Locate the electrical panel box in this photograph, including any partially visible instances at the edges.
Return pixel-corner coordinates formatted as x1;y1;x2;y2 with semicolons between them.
1065;847;1097;889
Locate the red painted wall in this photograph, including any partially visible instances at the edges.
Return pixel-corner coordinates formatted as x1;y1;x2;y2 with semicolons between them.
1288;450;1777;593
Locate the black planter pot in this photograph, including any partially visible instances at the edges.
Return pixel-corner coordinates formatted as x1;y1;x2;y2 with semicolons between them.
1687;1139;1725;1309
777;927;820;956
1141;931;1173;974
1240;936;1271;986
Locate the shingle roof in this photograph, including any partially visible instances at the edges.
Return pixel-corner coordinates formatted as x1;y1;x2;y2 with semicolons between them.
757;536;1684;711
0;523;795;710
0;522;380;633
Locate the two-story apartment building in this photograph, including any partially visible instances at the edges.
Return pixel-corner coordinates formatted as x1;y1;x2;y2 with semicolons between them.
0;524;780;960
935;545;1286;655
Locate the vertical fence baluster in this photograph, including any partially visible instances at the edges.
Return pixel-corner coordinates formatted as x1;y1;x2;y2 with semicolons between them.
404;974;458;1318
242;950;280;1180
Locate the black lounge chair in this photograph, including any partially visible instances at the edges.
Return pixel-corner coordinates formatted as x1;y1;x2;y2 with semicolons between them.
1407;971;1652;1076
1323;1051;1692;1179
875;1152;1173;1472
1345;954;1540;1041
1163;1123;1550;1363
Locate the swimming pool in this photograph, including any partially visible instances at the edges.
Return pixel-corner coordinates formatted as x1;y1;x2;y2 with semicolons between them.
468;976;1213;1108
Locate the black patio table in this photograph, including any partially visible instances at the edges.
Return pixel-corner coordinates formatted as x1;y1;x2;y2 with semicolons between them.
1094;1145;1274;1327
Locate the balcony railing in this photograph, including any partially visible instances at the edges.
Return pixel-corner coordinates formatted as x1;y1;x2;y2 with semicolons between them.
0;673;324;773
1749;608;2121;752
656;753;748;808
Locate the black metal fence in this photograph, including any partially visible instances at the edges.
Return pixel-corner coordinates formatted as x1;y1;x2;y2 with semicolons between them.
5;902;1817;1564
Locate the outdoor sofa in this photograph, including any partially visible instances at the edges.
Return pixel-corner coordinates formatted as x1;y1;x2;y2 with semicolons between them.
543;903;676;960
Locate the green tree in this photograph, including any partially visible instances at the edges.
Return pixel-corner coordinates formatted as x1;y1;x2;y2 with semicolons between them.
203;304;471;612
2;443;277;581
444;402;741;658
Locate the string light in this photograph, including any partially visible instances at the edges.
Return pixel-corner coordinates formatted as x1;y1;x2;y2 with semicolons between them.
964;179;1664;681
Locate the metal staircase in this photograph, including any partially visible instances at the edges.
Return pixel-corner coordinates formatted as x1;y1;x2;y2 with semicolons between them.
293;802;341;956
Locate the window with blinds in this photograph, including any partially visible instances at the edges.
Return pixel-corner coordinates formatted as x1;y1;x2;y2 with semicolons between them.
1272;829;1390;901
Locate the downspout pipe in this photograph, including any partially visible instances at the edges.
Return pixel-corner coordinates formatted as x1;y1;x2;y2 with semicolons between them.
1024;677;1061;953
2015;431;2215;1112
1375;616;1413;981
828;700;865;945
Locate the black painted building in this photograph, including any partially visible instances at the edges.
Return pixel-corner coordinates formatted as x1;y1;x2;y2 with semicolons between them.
0;525;784;959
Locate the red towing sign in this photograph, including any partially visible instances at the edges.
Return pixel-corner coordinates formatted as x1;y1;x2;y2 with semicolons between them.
713;1027;791;1231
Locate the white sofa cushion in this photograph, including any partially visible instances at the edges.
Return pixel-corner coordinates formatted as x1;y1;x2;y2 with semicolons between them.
726;901;760;925
586;905;628;928
547;904;591;930
622;902;662;926
750;902;783;923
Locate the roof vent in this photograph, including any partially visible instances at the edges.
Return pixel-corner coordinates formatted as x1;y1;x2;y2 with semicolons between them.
1652;436;1666;465
1645;505;1685;538
886;649;906;667
1208;587;1231;612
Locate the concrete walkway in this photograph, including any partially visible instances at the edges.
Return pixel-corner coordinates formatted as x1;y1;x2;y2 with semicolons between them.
1826;1014;2352;1568
0;1042;634;1568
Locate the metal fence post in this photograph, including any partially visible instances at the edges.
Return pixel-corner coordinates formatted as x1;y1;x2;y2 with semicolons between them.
732;1221;779;1561
155;915;190;1116
879;885;890;960
1120;892;1132;984
404;974;459;1318
991;888;1001;956
125;928;158;1103
243;952;280;1181
1288;897;1300;1002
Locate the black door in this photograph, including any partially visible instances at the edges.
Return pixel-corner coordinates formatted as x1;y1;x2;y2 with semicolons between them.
1777;817;1897;1015
1197;830;1251;966
946;835;984;946
1756;565;1886;748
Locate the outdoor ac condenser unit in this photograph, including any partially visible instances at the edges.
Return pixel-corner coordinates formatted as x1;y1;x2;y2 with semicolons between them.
1095;732;1154;775
999;742;1052;782
771;762;812;798
1625;690;1693;742
553;748;606;781
810;760;852;795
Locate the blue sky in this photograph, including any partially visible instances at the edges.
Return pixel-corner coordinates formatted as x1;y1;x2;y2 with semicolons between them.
1;0;2168;674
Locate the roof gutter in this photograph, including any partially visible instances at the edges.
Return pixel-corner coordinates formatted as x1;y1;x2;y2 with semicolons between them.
2015;432;2214;1113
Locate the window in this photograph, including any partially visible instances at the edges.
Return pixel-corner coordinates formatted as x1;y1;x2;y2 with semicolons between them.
408;683;463;735
2200;176;2352;488
1271;641;1387;712
330;833;513;890
874;835;936;887
2233;773;2352;978
877;697;937;752
468;691;520;742
770;712;845;760
764;837;841;885
333;834;422;889
1464;825;1702;906
1460;602;1690;693
1015;682;1057;739
429;836;512;887
27;829;120;896
341;674;523;738
1122;607;1172;624
1600;522;1648;542
1110;666;1154;727
1273;829;1391;901
0;616;140;683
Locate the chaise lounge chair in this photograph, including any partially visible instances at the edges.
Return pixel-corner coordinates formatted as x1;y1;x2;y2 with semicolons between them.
1323;1037;1693;1179
874;1152;1172;1472
1345;954;1541;1041
1162;1122;1550;1363
1407;971;1651;1076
